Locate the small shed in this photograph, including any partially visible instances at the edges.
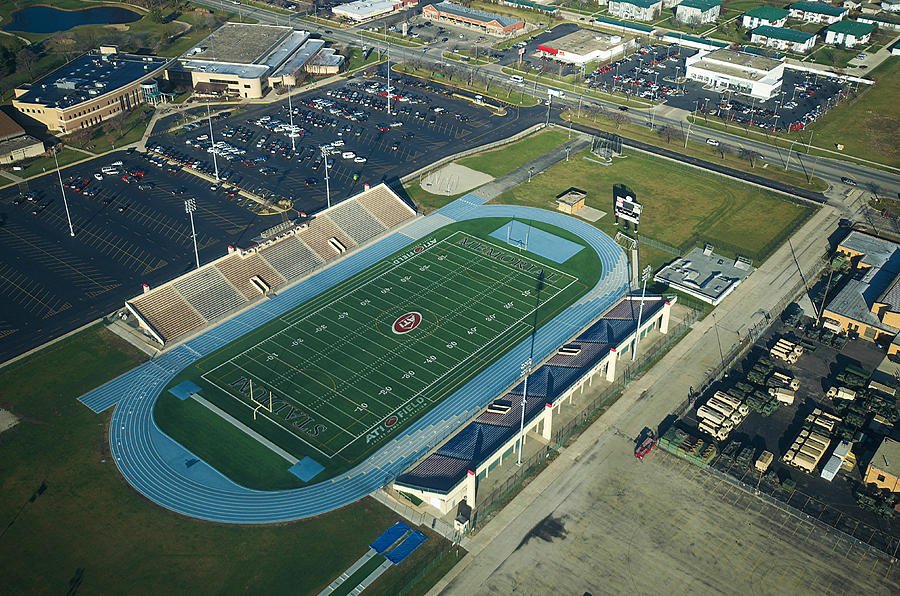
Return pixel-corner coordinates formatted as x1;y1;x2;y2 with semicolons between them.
556;189;587;214
756;450;774;472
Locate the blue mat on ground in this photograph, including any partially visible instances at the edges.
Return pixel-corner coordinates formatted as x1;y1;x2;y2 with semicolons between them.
168;380;203;401
386;530;427;564
371;521;411;554
288;457;325;482
489;220;583;264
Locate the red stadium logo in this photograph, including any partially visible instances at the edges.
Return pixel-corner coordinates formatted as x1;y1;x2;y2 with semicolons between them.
414;246;424;253
385;415;398;427
392;312;422;335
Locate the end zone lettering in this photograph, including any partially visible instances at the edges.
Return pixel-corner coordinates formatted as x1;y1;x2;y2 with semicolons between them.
229;377;326;437
456;237;560;282
392;237;437;265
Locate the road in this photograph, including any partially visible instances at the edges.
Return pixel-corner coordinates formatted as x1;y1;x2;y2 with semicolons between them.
194;0;900;210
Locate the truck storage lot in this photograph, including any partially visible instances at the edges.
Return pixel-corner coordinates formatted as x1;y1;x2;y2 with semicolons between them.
476;435;900;595
0;72;542;363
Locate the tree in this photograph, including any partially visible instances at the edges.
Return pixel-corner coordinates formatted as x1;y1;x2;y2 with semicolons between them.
611;112;628;129
16;47;38;79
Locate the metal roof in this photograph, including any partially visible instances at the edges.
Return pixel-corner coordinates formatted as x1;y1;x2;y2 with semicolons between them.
790;1;847;16
744;6;790;20
870;437;900;478
826;19;875;36
752;25;816;43
611;0;662;8
429;1;524;28
677;0;722;11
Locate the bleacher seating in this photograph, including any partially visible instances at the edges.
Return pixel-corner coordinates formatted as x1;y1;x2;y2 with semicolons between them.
258;236;324;282
325;200;387;245
215;252;286;300
130;285;204;343
355;184;417;228
173;267;247;322
299;216;356;261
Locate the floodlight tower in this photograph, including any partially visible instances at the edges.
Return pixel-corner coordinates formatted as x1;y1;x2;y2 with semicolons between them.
631;265;652;362
386;46;392;115
53;148;75;237
205;99;219;182
320;146;332;209
517;358;533;466
185;198;200;269
287;82;296;152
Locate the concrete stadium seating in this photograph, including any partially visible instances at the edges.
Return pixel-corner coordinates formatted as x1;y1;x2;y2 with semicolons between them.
299;215;357;261
215;252;287;300
130;285;205;343
325;200;387;245
258;236;324;282
355;185;417;228
173;267;248;322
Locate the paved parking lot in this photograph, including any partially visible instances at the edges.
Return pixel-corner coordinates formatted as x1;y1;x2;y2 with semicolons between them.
0;71;542;362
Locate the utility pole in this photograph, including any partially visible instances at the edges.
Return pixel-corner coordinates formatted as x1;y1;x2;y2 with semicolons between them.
185;198;199;269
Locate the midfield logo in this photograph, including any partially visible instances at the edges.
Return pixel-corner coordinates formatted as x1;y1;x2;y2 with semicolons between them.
392;312;422;334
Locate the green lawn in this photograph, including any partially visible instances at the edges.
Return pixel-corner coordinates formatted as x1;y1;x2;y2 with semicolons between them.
490;148;812;264
806;57;900;168
458;129;570;177
395;63;541;107
360;30;424;48
403;178;465;213
347;47;382;71
0;325;461;594
17;147;84;179
156;217;598;487
65;107;153;154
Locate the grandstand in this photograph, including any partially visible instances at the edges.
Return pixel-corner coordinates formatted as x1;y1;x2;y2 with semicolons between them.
392;295;672;514
125;184;416;347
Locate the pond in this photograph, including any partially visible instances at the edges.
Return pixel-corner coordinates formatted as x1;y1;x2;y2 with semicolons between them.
3;5;142;34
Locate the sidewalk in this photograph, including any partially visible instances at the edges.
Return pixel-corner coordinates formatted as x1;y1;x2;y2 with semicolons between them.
429;204;840;595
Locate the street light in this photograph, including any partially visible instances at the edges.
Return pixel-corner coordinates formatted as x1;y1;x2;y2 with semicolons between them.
321;146;331;209
516;358;533;466
185;198;199;270
205;99;219;182
528;166;535;183
711;311;726;376
565;145;570;161
287;82;296;152
53;148;75;237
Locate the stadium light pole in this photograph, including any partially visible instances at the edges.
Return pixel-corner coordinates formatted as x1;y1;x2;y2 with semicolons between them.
185;198;200;270
206;99;219;182
287;82;296;152
631;265;652;362
516;358;533;466
712;311;726;377
321;146;331;209
53;148;75;237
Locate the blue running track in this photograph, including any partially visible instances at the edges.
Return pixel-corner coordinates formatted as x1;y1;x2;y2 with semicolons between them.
77;194;629;523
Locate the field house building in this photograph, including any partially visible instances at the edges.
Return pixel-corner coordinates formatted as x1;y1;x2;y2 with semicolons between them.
393;296;674;515
685;47;785;100
165;23;344;99
422;2;525;36
751;25;817;52
824;19;876;46
332;0;418;21
741;6;789;29
822;231;900;355
0;110;43;164
536;30;636;65
607;0;663;22
12;46;168;134
788;1;848;24
673;0;723;25
653;245;753;305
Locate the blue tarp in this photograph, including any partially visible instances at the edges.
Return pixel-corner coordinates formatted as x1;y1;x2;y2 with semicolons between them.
386;530;427;564
168;380;202;401
288;457;325;482
370;521;410;554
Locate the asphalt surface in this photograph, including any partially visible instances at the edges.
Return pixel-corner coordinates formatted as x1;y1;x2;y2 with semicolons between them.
0;74;543;363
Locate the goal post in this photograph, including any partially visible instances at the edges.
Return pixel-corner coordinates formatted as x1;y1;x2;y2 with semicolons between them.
250;378;273;420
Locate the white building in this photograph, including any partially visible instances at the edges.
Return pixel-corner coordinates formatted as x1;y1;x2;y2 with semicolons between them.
884;0;900;12
788;1;848;24
741;6;789;29
825;19;876;45
536;29;636;65
331;0;417;21
685;48;785;100
751;25;817;53
674;0;723;25
608;0;663;21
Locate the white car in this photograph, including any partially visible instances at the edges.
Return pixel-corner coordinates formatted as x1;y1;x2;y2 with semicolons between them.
706;138;720;147
93;173;103;181
341;151;356;159
354;156;367;163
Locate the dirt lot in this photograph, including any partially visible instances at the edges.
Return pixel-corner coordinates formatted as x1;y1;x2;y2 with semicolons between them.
474;436;900;595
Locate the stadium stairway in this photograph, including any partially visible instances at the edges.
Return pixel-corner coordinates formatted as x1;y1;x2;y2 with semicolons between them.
77;197;628;524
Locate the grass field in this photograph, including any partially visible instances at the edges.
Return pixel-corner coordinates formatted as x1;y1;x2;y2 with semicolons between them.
490;148;812;271
157;217;599;486
0;325;461;594
457;129;569;178
18;147;85;179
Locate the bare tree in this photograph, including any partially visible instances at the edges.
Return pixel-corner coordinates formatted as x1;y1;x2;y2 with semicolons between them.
611;112;628;129
16;47;38;79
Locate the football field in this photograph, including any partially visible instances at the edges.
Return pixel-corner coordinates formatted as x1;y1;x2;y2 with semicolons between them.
175;222;596;474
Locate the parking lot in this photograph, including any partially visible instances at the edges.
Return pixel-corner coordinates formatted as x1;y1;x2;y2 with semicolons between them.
0;70;542;362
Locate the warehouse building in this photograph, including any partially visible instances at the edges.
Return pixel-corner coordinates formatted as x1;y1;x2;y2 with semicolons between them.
0;111;44;164
422;2;525;36
654;245;753;305
393;295;674;515
824;19;875;46
685;47;784;99
751;24;817;52
165;23;344;99
332;0;418;22
822;231;900;354
741;6;789;29
864;437;900;492
608;0;663;21
536;29;636;65
788;1;848;24
12;46;168;134
673;0;722;25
